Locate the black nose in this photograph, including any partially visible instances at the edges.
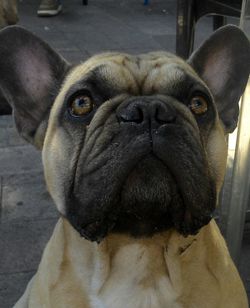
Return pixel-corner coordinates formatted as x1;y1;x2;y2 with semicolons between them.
116;98;176;126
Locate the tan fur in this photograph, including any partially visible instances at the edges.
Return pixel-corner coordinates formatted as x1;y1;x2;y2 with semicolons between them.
14;52;248;307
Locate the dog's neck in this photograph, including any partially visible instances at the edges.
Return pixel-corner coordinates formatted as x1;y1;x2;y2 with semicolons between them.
49;218;201;307
88;233;185;308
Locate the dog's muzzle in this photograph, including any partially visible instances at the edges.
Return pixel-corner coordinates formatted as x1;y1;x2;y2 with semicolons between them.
67;97;216;242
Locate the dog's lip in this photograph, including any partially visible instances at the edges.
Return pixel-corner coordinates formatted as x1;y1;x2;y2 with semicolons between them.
79;221;106;243
178;213;213;236
68;214;117;243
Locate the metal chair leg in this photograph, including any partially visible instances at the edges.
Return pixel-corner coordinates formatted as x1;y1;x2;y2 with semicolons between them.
213;15;226;30
176;0;195;59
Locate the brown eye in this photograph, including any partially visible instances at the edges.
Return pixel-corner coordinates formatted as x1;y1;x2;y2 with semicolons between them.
189;96;208;115
69;95;93;117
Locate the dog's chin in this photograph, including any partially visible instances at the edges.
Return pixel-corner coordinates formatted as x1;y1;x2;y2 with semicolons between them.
111;155;212;238
66;155;213;242
111;155;180;237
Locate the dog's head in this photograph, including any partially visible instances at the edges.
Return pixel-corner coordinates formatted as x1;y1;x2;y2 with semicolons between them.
0;26;249;242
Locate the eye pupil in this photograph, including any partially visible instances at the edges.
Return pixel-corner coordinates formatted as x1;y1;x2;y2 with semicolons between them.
193;99;201;106
76;98;86;106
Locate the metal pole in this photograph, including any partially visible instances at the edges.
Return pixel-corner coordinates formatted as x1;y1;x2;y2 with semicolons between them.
224;0;250;265
226;81;250;264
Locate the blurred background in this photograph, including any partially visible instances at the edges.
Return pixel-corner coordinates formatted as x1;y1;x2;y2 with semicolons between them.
0;0;249;307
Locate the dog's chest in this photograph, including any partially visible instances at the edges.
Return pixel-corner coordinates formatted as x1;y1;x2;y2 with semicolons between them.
90;243;182;308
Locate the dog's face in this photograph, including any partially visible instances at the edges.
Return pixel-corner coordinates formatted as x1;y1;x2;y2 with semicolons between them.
43;53;225;241
0;26;249;242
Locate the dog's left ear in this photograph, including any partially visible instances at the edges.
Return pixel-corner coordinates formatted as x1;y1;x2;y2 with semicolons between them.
0;26;70;148
188;25;250;133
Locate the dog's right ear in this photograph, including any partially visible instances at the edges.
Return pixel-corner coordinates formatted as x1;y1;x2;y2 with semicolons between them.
0;26;70;149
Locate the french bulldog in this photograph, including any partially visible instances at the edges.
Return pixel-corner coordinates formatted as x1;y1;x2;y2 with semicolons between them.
0;25;249;308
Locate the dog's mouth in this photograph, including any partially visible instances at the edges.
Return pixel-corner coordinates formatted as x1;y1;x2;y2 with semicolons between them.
66;153;215;242
113;155;181;235
66;104;217;242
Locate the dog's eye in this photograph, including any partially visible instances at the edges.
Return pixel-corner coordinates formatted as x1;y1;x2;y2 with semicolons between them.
69;95;93;117
188;96;208;115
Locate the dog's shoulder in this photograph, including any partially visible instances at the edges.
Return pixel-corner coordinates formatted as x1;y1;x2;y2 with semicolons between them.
172;220;248;307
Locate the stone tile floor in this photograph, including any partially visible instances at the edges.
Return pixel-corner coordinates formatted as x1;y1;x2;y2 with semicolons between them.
0;0;249;307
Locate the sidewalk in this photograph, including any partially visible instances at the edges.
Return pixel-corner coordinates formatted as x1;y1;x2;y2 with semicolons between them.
0;1;249;307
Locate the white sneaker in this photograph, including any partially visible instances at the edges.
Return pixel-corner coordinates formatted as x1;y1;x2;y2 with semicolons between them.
37;0;62;17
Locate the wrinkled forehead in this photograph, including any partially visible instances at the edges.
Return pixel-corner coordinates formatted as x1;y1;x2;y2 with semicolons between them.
62;52;203;97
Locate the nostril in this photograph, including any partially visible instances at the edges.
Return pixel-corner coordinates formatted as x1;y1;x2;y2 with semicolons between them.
117;99;177;126
155;106;176;124
118;106;144;124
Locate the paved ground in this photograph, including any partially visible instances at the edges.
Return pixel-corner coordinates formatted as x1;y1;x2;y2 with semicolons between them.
0;0;249;307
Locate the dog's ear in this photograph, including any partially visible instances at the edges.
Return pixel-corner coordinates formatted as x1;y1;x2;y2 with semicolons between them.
0;26;70;148
188;25;250;133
